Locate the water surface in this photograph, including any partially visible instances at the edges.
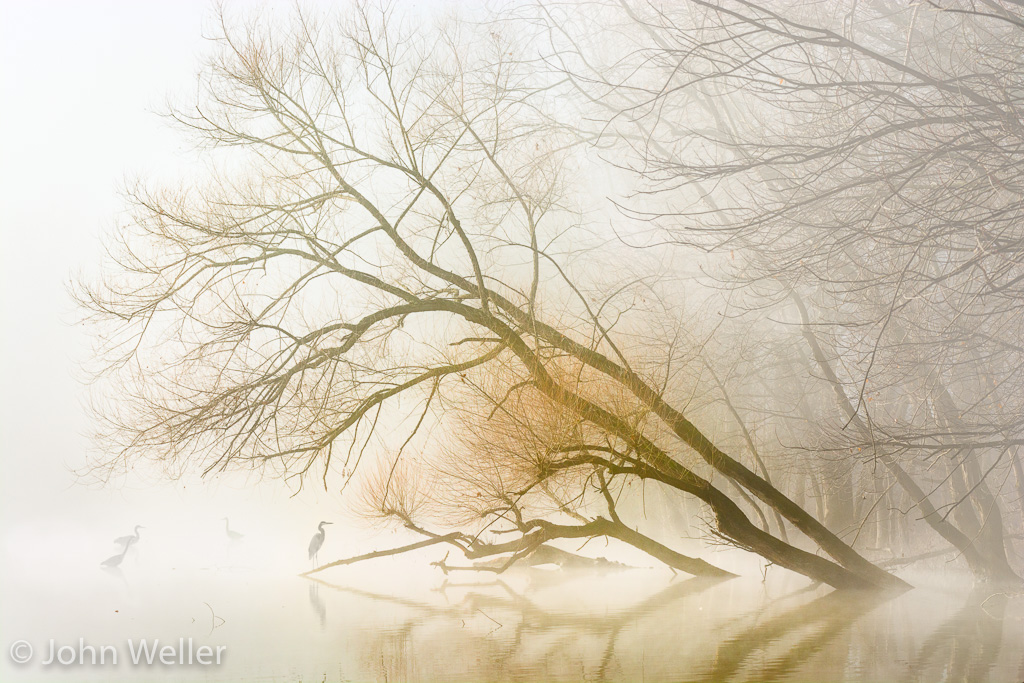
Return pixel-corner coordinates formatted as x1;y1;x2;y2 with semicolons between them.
3;560;1022;682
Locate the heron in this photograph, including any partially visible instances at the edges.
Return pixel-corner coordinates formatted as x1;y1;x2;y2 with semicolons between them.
101;543;131;569
308;521;332;565
114;525;144;547
222;518;244;541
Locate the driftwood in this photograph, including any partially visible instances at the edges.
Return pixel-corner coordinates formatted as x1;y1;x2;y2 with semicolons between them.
432;544;634;575
301;532;464;576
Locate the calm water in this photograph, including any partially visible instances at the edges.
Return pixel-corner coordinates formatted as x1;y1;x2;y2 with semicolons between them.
2;560;1022;682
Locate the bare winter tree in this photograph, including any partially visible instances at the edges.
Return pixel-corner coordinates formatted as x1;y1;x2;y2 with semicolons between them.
77;4;911;589
543;0;1024;583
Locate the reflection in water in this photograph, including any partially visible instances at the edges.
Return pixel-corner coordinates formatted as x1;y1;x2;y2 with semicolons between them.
3;564;1023;682
310;573;732;682
100;564;132;596
308;582;327;629
911;589;1005;683
302;571;1024;682
704;588;886;682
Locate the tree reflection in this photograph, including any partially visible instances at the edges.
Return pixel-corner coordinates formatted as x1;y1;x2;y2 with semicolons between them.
909;589;1008;683
307;572;727;680
299;571;1023;681
301;571;931;681
703;589;887;682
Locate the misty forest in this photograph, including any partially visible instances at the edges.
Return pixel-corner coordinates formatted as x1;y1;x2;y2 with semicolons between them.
65;0;1024;679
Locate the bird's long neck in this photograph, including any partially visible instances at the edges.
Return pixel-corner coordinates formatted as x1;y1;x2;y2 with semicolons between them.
133;526;141;539
224;519;230;532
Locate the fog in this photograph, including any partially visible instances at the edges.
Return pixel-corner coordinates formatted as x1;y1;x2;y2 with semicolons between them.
3;1;1024;681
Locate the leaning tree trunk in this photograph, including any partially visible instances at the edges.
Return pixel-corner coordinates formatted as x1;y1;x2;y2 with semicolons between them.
483;300;908;590
467;304;905;590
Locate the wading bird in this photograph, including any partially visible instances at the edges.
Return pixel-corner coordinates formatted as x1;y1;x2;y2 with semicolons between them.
222;518;244;541
308;521;332;565
101;543;131;569
114;525;144;547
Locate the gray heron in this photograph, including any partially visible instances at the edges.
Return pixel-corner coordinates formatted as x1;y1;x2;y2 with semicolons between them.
114;525;144;547
308;521;332;564
222;517;244;541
